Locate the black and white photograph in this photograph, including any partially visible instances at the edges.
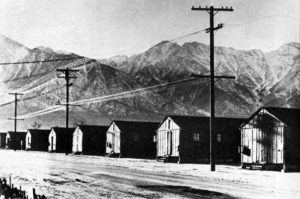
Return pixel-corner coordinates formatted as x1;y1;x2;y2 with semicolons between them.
0;0;299;198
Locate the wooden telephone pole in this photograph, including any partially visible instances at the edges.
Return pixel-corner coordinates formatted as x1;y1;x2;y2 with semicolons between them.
191;5;234;171
57;67;79;155
8;92;24;150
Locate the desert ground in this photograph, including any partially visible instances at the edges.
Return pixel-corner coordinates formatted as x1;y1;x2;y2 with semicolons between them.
0;150;299;199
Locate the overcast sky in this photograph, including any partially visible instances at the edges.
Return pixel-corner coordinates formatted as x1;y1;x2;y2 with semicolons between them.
0;0;299;58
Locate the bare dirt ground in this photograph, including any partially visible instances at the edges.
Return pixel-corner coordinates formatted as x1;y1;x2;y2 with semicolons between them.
0;150;299;199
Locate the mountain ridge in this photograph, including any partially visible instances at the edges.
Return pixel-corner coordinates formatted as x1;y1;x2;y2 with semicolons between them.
0;35;299;131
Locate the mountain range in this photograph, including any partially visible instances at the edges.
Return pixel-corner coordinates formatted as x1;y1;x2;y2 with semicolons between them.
0;34;299;131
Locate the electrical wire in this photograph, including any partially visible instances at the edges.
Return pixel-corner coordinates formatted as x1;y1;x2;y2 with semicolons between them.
0;56;84;66
16;77;207;119
151;28;207;48
12;58;86;93
2;27;217;118
6;27;208;95
2;14;296;121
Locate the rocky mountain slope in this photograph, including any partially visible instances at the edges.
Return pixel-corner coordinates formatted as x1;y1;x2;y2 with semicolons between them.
0;35;299;131
106;41;299;114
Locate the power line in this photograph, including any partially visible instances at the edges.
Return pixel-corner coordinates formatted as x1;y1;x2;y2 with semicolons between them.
151;28;207;48
0;56;84;66
1;26;223;112
16;77;208;119
12;58;87;94
2;28;209;100
69;77;203;105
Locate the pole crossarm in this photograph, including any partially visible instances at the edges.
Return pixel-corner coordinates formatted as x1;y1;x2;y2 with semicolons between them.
8;93;24;95
0;57;84;66
8;118;24;120
57;68;79;72
57;76;77;79
191;6;233;12
206;23;224;33
56;103;80;106
191;74;235;79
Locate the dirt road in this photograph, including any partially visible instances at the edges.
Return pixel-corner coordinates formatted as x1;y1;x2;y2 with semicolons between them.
0;150;299;198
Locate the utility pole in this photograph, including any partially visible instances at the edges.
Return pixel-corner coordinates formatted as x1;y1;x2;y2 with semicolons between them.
57;67;79;155
191;5;234;171
8;92;24;150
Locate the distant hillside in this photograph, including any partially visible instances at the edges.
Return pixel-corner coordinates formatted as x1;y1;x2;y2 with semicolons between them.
106;41;300;114
0;35;299;131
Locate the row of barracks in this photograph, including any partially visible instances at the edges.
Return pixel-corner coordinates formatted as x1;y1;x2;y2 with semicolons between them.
0;107;299;171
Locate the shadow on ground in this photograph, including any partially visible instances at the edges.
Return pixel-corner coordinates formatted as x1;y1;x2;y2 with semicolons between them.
137;185;237;199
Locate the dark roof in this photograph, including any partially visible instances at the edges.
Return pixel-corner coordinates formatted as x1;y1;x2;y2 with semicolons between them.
27;129;51;135
0;132;7;136
241;107;300;127
168;115;208;129
163;115;246;132
7;131;27;139
8;131;26;134
51;127;75;133
51;127;75;138
8;131;27;135
77;125;108;134
27;129;51;142
264;107;300;126
112;120;160;134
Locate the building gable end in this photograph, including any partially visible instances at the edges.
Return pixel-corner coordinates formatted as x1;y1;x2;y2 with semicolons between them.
157;117;180;131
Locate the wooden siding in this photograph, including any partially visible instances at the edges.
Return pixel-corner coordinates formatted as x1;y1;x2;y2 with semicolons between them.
72;127;83;153
106;123;121;154
157;117;180;157
48;129;56;151
241;109;284;164
25;132;31;150
5;133;10;147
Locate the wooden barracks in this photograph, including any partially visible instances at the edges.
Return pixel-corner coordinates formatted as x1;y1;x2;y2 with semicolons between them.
1;106;299;173
156;115;246;163
6;131;27;150
72;125;108;155
240;107;300;171
106;120;159;158
48;127;75;153
25;129;51;151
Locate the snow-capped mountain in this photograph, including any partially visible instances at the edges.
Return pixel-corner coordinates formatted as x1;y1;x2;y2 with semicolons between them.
0;35;299;131
107;41;300;112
